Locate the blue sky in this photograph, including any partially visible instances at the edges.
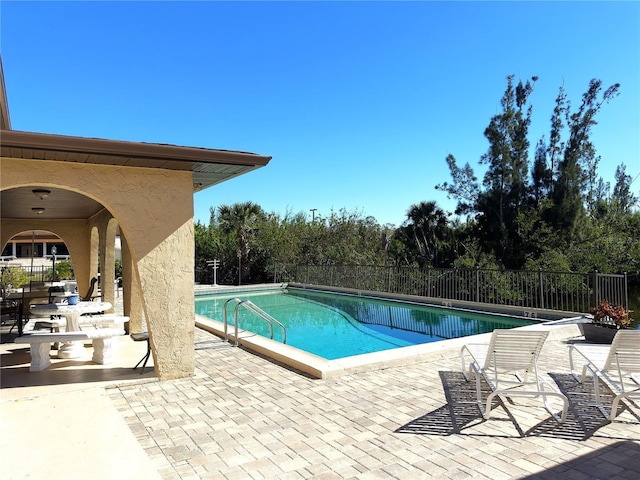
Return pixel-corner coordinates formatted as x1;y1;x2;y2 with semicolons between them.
2;1;639;227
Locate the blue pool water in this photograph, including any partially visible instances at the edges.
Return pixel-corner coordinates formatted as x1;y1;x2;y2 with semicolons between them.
195;289;536;360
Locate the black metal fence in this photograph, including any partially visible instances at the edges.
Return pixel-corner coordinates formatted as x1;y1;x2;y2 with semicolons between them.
273;264;628;314
1;265;54;284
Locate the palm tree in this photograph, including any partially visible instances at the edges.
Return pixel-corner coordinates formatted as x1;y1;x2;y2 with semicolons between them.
217;202;263;284
404;201;448;267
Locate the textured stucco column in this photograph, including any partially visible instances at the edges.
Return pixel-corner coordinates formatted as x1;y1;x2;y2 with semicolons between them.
82;225;100;298
122;234;144;333
92;213;117;313
137;220;195;379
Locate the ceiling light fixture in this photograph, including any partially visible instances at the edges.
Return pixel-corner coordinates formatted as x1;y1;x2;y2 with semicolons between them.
32;189;51;200
32;207;45;215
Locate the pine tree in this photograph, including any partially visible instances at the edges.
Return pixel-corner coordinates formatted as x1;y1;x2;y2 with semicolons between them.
475;75;537;267
547;79;620;242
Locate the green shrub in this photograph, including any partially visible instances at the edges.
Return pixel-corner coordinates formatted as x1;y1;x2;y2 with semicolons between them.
55;260;74;280
1;267;29;291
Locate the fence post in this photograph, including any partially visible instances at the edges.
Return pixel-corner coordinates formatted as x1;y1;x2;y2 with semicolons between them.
592;270;599;307
538;269;544;310
475;268;480;303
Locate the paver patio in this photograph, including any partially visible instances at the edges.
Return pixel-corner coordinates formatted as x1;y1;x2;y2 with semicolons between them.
108;325;640;479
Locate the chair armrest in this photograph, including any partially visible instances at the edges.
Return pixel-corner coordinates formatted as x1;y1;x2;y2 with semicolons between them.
461;343;487;381
569;344;597;383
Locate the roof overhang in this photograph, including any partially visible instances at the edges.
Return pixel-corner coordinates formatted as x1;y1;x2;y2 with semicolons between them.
1;129;271;192
1;130;271;220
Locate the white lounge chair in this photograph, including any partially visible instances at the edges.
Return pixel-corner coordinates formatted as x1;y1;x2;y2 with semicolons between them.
461;329;568;423
569;329;640;421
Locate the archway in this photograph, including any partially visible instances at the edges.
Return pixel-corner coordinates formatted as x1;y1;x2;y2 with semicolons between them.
1;229;72;285
1;186;124;303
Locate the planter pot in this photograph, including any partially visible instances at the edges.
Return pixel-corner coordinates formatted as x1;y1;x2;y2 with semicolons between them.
578;322;620;344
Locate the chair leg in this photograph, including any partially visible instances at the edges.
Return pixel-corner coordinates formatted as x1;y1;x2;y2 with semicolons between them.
133;339;151;374
9;315;26;336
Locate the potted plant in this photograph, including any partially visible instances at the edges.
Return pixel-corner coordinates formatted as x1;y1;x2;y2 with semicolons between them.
579;300;634;343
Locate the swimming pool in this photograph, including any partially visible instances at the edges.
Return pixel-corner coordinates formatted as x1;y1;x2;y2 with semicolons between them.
195;288;536;360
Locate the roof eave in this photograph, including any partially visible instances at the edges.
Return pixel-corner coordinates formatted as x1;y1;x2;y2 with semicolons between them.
1;129;272;192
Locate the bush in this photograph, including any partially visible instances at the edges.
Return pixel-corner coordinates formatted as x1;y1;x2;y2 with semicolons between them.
0;267;29;291
54;260;74;280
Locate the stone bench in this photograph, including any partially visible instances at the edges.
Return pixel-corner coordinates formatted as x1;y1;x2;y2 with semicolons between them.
14;328;125;372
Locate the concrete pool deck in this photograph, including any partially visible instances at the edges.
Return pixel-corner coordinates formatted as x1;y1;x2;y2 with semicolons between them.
2;289;640;479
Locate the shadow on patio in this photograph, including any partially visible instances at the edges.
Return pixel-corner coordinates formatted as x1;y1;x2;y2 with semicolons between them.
396;370;639;440
521;440;640;479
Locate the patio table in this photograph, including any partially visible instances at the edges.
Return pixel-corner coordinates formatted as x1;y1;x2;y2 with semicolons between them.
29;301;112;359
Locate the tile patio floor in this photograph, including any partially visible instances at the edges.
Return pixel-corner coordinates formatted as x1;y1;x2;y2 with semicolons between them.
2;305;639;479
112;325;640;479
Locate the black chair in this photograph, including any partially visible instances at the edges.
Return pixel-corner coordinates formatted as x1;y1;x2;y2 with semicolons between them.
48;286;67;304
2;300;25;336
80;277;99;301
131;332;151;373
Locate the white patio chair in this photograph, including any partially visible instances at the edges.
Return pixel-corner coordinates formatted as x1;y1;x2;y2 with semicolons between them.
461;329;568;423
569;329;640;421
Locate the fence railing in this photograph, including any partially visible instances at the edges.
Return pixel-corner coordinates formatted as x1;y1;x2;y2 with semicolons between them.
1;265;55;284
273;264;628;314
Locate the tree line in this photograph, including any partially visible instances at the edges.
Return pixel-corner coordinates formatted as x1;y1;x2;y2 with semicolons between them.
195;76;639;286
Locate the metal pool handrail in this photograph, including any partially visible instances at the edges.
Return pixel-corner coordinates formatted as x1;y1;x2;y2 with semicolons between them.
223;297;242;342
240;300;286;345
223;298;287;346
